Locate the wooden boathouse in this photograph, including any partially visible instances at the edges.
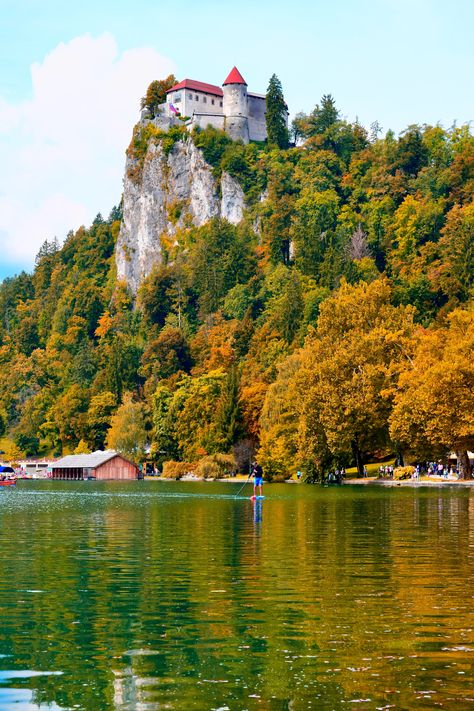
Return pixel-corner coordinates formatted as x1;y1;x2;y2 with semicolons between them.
51;450;139;481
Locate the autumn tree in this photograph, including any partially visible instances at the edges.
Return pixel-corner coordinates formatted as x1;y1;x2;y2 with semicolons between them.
295;279;415;477
258;352;303;478
390;308;474;478
140;75;177;116
105;393;147;462
86;391;117;450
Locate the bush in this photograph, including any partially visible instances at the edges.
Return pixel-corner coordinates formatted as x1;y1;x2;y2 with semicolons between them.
393;465;415;480
194;452;236;479
192;126;232;169
162;460;196;479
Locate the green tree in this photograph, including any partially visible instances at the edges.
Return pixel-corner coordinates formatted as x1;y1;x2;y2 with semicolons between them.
306;94;339;136
187;219;256;316
266;74;289;149
215;366;240;450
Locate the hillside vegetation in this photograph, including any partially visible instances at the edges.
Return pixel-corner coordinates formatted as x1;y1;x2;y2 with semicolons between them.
1;95;474;479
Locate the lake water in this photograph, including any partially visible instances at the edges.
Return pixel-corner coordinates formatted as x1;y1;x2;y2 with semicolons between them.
0;481;473;710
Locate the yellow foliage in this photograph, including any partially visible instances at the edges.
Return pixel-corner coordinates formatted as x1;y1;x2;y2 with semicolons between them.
162;461;196;479
95;311;114;339
394;466;415;480
74;439;91;455
2;441;24;464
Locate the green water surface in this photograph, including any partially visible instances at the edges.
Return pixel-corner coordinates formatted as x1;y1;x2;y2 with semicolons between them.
0;481;473;709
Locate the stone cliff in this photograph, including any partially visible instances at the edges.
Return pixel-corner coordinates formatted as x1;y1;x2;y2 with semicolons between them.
116;137;245;293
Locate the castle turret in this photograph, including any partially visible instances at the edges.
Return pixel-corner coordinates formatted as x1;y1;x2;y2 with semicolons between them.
223;67;249;144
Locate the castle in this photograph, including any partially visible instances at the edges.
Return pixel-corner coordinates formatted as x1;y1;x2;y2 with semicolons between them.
143;67;286;144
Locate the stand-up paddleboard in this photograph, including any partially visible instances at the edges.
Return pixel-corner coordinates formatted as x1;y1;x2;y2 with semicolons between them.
250;495;265;500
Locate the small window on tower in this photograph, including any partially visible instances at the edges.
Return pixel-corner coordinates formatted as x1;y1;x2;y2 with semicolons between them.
195;95;199;101
188;93;193;100
203;96;207;103
220;101;223;107
211;99;215;105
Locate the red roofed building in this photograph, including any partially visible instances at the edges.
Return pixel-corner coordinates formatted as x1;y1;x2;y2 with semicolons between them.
159;67;279;143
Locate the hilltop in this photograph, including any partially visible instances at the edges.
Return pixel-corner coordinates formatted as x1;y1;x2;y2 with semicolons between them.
1;89;473;479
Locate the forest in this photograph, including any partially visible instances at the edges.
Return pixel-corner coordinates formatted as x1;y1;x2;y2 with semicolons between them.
1;90;474;479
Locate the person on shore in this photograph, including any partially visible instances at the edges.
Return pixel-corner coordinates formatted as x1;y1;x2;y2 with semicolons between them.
363;465;368;478
252;461;264;497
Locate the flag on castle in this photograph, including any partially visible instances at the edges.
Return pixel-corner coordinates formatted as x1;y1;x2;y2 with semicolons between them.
169;103;180;115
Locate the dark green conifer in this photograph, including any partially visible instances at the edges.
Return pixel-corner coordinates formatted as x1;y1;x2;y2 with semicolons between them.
266;74;289;149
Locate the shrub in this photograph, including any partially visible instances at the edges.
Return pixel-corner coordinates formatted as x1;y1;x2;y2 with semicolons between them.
162;460;196;479
393;465;415;480
192;126;232;169
194;452;236;479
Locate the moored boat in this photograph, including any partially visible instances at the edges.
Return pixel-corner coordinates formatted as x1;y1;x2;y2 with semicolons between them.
0;480;16;486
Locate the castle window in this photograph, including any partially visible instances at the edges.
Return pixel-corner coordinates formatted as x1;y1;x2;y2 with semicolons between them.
220;101;223;107
174;94;181;103
203;96;207;103
188;93;193;99
195;95;199;101
211;99;215;105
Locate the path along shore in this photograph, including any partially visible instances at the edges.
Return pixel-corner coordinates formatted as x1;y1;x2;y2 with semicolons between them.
344;476;474;486
144;475;474;486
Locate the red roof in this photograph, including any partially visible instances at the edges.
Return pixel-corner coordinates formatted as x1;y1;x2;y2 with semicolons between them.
223;66;247;86
166;79;223;97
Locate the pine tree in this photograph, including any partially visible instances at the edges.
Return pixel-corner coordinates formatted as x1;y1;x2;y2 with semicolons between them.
216;367;240;450
308;94;339;135
266;74;289;149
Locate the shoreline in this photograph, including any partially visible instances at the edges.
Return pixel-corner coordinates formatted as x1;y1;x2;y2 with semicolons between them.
144;475;474;486
344;477;474;487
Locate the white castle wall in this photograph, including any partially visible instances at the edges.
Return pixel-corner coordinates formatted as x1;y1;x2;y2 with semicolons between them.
223;84;249;143
160;73;288;143
182;90;223;118
164;89;224;119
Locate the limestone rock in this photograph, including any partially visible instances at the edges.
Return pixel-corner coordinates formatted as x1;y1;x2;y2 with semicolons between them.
116;138;246;293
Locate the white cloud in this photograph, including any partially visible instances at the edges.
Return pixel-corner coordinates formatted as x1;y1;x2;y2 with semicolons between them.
0;33;175;270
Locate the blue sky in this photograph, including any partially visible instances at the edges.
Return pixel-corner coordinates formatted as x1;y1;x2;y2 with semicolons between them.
1;0;473;278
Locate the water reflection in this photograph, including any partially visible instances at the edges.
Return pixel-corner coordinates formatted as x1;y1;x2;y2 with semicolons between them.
0;482;473;709
253;497;263;525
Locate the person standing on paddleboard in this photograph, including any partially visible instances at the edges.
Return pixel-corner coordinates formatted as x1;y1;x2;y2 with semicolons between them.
252;461;264;498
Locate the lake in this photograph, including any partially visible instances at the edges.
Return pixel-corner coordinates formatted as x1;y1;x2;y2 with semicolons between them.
0;481;473;709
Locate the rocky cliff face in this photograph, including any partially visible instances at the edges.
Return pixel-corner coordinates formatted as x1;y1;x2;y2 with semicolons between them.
116;137;245;293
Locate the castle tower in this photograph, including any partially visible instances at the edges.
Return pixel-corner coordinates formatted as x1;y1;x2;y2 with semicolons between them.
223;67;249;144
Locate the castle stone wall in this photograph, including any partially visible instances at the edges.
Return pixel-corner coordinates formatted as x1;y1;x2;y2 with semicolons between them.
223;84;248;118
248;94;267;142
191;114;225;131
